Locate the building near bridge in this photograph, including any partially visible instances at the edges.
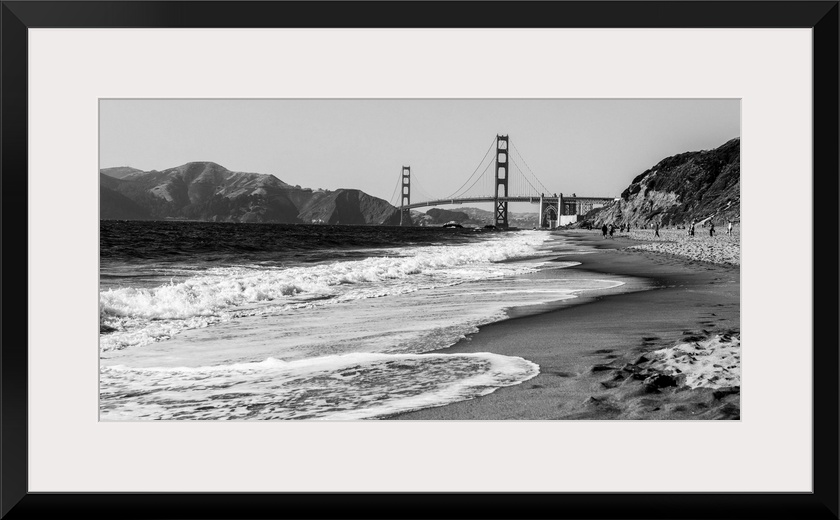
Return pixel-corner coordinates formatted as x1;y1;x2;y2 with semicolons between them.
552;195;614;227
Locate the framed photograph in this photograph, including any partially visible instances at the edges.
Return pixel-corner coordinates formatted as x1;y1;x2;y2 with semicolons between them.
3;1;837;518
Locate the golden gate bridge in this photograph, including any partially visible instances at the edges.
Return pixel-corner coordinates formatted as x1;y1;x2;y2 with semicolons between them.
388;135;614;228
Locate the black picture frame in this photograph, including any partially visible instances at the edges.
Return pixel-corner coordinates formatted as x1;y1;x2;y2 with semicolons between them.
2;2;837;518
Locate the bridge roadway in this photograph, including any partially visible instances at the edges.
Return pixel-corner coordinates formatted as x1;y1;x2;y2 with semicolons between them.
402;195;612;210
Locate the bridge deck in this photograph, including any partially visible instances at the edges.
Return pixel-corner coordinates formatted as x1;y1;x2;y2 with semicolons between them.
403;196;614;210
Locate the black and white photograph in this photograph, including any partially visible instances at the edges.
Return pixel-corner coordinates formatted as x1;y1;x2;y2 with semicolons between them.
99;98;741;421
8;2;834;514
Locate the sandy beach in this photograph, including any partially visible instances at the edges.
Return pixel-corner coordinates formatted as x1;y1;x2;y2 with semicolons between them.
392;228;740;420
623;226;740;266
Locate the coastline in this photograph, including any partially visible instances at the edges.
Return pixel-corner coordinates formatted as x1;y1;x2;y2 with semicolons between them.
391;229;740;420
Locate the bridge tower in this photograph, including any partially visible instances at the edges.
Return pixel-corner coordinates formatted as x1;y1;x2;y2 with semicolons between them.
539;194;559;229
399;166;411;226
539;194;557;229
494;135;509;228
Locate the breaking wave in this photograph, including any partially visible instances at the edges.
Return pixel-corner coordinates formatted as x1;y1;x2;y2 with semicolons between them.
100;231;555;351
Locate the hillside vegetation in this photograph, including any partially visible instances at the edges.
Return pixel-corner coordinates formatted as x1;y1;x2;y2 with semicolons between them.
579;138;740;228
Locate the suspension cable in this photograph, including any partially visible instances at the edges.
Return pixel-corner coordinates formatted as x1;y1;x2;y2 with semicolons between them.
446;135;498;199
388;169;403;206
510;156;541;196
510;140;552;195
410;171;437;202
458;156;495;199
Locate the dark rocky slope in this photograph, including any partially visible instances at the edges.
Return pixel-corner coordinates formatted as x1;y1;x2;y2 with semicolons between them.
579;138;740;228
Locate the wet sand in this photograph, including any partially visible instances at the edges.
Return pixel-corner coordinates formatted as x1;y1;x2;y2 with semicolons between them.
392;230;740;420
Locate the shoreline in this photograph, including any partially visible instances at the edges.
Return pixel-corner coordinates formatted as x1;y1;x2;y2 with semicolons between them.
390;230;740;420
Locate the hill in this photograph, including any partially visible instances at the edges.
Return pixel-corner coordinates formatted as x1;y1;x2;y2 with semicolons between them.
577;138;740;228
99;162;399;225
100;185;150;220
100;166;144;179
297;189;400;225
413;206;539;227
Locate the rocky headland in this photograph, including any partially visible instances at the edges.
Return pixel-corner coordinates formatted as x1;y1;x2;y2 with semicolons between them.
578;138;740;229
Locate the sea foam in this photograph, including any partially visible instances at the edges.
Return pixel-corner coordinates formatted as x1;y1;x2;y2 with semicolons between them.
100;352;540;420
98;231;631;421
100;231;555;351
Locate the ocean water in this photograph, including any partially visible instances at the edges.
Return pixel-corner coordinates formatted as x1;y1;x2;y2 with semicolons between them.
99;221;622;420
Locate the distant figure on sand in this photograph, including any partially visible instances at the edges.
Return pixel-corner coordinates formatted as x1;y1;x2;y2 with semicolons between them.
601;223;608;238
710;222;715;237
727;220;733;235
654;222;660;237
609;224;615;238
689;221;695;236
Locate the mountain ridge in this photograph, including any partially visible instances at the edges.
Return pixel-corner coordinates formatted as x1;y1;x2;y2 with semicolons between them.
100;161;399;225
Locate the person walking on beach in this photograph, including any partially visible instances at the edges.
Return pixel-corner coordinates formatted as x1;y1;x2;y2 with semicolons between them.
601;223;608;238
727;220;733;235
608;224;615;239
654;222;660;238
709;222;715;237
689;221;695;236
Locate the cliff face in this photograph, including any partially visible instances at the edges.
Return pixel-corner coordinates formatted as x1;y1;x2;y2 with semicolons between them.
580;138;740;227
100;162;399;225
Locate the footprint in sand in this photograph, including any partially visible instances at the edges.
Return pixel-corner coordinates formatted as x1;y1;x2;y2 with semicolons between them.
551;371;575;378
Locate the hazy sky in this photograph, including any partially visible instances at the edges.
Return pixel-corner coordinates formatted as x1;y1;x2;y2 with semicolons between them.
100;99;739;210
